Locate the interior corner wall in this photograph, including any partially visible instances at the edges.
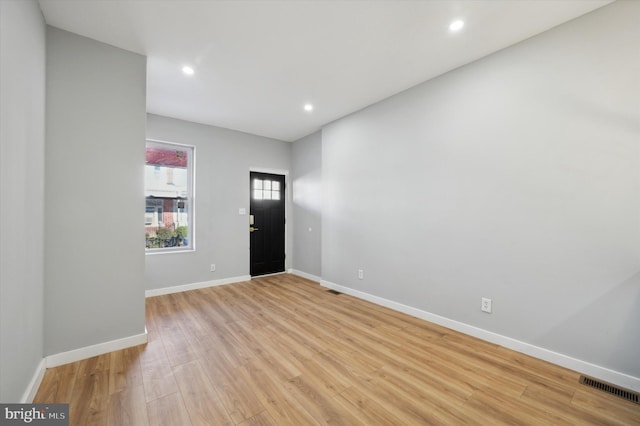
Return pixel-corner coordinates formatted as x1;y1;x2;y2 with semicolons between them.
45;27;147;356
145;114;292;291
321;1;640;380
0;0;46;402
292;131;322;278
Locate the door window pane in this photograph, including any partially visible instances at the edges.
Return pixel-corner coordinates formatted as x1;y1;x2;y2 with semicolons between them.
252;179;282;201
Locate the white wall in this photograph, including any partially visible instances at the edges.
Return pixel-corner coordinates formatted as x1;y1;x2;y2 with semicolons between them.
322;1;640;382
45;27;147;355
145;114;292;291
292;131;322;279
0;0;46;402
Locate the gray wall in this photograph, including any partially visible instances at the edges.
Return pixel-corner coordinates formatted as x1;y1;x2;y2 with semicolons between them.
321;1;640;378
145;114;292;290
292;131;322;278
45;28;147;355
0;0;46;402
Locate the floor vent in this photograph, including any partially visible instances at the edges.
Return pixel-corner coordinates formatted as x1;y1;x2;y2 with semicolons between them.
579;376;639;404
327;289;342;295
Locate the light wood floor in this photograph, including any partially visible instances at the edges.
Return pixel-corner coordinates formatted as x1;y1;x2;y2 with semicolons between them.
35;274;639;425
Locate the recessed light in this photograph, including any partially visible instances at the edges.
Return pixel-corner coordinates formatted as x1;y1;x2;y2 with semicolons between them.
449;20;465;32
182;66;195;76
304;104;313;112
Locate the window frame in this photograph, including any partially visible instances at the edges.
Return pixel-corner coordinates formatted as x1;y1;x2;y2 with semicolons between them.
145;139;196;254
252;178;282;201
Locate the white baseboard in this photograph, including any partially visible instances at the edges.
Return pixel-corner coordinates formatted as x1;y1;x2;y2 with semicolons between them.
289;269;321;283
21;358;46;403
46;331;148;368
145;275;251;298
320;279;640;393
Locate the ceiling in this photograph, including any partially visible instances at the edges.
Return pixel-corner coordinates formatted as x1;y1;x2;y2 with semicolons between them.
38;0;613;142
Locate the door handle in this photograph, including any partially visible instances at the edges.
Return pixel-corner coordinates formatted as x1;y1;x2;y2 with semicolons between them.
249;227;259;233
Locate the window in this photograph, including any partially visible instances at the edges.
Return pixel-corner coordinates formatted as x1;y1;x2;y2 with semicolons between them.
144;200;163;226
253;178;281;200
145;140;194;252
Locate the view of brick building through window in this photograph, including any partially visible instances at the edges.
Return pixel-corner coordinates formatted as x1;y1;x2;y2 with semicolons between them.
145;142;193;250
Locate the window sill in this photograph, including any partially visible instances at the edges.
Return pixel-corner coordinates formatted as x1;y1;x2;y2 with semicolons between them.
145;247;195;255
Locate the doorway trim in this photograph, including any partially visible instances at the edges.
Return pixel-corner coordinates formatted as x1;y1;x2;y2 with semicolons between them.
249;167;290;274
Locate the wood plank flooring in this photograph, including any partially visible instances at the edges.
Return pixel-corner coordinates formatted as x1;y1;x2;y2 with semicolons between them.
34;274;640;425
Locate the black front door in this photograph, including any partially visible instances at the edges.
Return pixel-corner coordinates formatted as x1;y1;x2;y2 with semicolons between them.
250;172;285;276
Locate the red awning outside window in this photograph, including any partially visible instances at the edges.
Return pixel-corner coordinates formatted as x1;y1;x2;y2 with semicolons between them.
146;147;187;167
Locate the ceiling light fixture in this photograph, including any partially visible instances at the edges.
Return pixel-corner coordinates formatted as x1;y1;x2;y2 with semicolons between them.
304;104;313;112
182;66;195;76
449;20;465;32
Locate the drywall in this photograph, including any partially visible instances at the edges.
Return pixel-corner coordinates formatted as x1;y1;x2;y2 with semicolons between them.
0;0;46;402
45;27;147;355
321;1;640;379
145;114;292;290
292;131;322;279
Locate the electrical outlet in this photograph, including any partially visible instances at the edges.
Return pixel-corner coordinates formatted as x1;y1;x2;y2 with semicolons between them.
358;269;364;280
210;264;216;272
481;297;492;313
